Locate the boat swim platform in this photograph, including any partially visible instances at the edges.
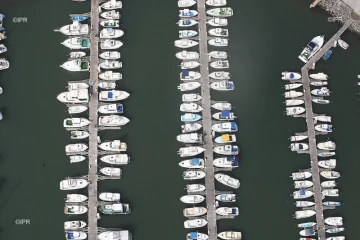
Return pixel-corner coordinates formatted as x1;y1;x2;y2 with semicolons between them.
297;18;353;240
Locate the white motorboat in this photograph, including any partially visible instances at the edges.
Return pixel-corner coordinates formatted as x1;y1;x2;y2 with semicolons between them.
62;37;90;49
64;118;90;128
65;144;88;153
178;19;198;27
178;146;206;157
298;35;325;63
57;22;89;36
100;154;129;165
182;93;202;102
64;221;87;230
179;9;198;17
207;18;228;26
71;131;90;139
213;156;238;168
326;237;345;240
210;60;229;69
99;115;129;127
178;0;197;7
98;231;131;240
312;99;330;104
213;111;236;121
296;201;315;207
69;51;86;59
337;38;349;50
68;105;88;114
326;228;345;234
209;71;230;80
60;179;89;190
178;82;201;91
69;156;86;163
100;28;124;39
68;82;89;90
209;51;227;59
284;91;303;98
318;151;335;158
214;134;236;143
180;195;205;204
322;189;339;197
65;231;87;240
290;143;309;151
179;30;198;38
211;122;238;133
285;83;302;90
179;158;205;168
99;192;121;202
310;72;328;80
297;222;316;228
61;59;89;71
99;82;116;89
294;180;313;189
213;145;239;155
315;124;332;132
180;103;203;112
290;135;308;141
217;232;241;240
99;90;130;101
299;229;316;237
325;217;343;226
314;115;331;122
177;133;203;143
209;38;228;46
208;28;229;37
294;210;316;219
310;81;327;86
64;205;88;215
215;193;236;202
100;19;120;28
99;60;122;69
187;232;209;240
100;10;120;20
99;140;127;152
175;39;199;48
318;159;336;169
100;167;122;177
66;194;87;203
98;103;123;114
99;71;122;81
317;141;336;150
293;190;314;199
285;99;304;106
182;123;203;133
215;173;240;189
176;51;199;60
281;72;301;80
0;44;7;54
57;89;89;104
216;207;239;216
291;172;312;180
181;61;200;69
183;207;207;217
320;170;340;179
211;80;234;91
321;181;336;188
184;219;208;229
206;0;226;6
99;51;121;60
101;0;122;9
311;87;330;96
186;184;206;193
212;102;231;110
286;107;305;116
183;170;206;180
100;39;123;49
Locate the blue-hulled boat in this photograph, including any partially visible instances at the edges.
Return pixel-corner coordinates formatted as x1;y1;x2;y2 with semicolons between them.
181;113;201;122
186;232;208;240
213;156;238;168
72;15;89;22
322;50;332;60
323;201;341;207
179;9;198;18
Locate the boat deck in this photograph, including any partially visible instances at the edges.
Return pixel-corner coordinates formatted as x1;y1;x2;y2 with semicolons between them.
197;0;217;239
300;18;353;240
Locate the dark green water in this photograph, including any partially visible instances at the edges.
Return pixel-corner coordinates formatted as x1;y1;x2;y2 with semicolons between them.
0;0;359;239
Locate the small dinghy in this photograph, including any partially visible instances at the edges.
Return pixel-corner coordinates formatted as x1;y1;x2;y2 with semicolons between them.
179;30;198;38
299;228;316;236
207;7;233;17
291;172;312;180
180;195;205;204
64;221;87;230
68;105;88;114
214;134;236;143
98;82;116;89
315;124;332;132
216;207;239;216
210;60;229;69
217;232;241;240
98;103;123;114
293;190;314;199
317;141;336;150
0;44;7;54
294;210;316;219
60;179;89;190
178;19;198;27
64;118;90;128
99;140;127;152
186;184;206;193
337;39;349;50
68;82;89;90
71;131;90;139
99;203;130;214
183;207;207;217
322;189;339;197
318;159;336;169
285;83;302;90
100;167;122;177
286;107;305;116
100;20;120;28
178;0;197;7
64;205;88;214
211;80;234;91
213;156;238;168
99;115;129;127
100;39;123;49
99;60;122;69
99;71;122;81
313;98;330;104
180;103;203;112
181;61;200;69
290;135;308;141
211;122;237;133
99;51;121;60
285;99;304;106
69;156;86;163
213;111;236;121
177;133;203;143
207;18;228;26
184;219;208;229
65;231;87;240
99;90;130;101
66;194;87;203
176;51;199;60
183;170;206;180
296;201;315;207
208;28;229;37
320;170;340;179
181;113;201;122
182;93;202;102
178;82;201;91
213;145;239;155
178;146;206;157
209;71;230;80
101;0;122;10
66;144;88;153
100;10;120;20
179;158;205;168
187;232;209;240
100;154;129;165
326;228;345;234
325;217;343;226
297;222;316;228
206;0;227;6
215;173;240;189
321;181;336;188
294;180;313;189
290;143;309;151
61;59;89;72
284;90;303;98
310;73;328;80
314;116;331;122
175;39;199;48
179;9;198;17
215;193;236;202
180;71;201;81
318;151;335;157
212;102;231;110
69;51;86;59
208;51;227;59
311;87;330;96
182;123;203;133
310;81;327;86
281;72;301;80
99;192;121;202
209;38;228;47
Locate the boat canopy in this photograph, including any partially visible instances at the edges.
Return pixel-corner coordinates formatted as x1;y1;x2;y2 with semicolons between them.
308;41;317;51
184;20;191;24
189;232;198;239
108;92;113;98
222;134;230;141
230;122;237;130
299;189;305;195
182;70;189;76
191;158;200;165
231;208;237;214
220;110;230;119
